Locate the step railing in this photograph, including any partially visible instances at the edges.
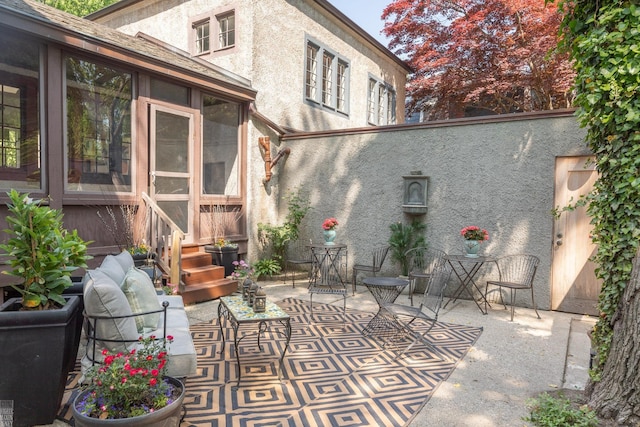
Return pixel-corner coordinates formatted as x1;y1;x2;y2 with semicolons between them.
141;192;184;286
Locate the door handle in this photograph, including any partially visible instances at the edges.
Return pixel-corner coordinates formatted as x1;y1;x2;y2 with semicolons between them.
150;171;156;184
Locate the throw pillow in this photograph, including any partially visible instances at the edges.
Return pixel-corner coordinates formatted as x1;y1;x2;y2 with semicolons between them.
83;269;138;353
122;267;162;333
113;250;135;272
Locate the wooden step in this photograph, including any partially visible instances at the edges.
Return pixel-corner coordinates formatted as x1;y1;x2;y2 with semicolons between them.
181;251;213;270
180;278;238;305
183;264;226;283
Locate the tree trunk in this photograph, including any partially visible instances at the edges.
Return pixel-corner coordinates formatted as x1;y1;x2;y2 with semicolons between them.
589;253;640;424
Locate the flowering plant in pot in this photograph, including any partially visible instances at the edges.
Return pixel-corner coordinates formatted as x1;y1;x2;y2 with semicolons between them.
460;226;489;242
73;335;185;424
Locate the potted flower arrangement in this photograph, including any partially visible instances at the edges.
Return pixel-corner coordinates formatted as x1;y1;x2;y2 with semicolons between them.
0;189;91;426
72;335;185;426
460;225;490;258
322;217;338;245
204;203;242;277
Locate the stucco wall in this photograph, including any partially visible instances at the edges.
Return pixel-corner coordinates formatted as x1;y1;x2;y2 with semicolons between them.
92;0;408;131
249;111;590;310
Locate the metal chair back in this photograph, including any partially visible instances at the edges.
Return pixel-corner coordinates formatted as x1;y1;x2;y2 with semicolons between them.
404;247;448;305
351;245;390;295
285;240;312;288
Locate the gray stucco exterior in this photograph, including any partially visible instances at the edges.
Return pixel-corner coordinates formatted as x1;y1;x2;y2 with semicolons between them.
249;110;590;310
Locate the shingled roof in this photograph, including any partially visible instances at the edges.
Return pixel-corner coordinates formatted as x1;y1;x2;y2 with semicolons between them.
0;0;256;99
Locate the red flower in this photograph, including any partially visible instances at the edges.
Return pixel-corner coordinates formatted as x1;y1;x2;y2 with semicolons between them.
322;217;338;230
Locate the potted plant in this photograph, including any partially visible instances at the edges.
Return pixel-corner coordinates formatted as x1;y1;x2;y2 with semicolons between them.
204;203;242;277
72;335;185;426
388;220;427;276
460;225;490;258
0;189;91;427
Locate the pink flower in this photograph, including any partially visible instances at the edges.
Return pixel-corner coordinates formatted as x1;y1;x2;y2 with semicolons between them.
460;226;489;242
322;217;338;230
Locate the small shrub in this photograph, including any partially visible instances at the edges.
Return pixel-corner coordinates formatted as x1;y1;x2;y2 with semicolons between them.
524;392;598;427
252;258;281;279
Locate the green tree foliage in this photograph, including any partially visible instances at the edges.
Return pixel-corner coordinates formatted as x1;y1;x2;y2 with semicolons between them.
558;0;640;422
41;0;115;16
382;0;575;120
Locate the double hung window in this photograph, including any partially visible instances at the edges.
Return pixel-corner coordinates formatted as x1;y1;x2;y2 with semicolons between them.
367;76;396;126
304;38;349;115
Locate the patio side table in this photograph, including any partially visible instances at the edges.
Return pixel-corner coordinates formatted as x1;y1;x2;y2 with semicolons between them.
444;254;496;315
361;276;409;343
217;295;292;388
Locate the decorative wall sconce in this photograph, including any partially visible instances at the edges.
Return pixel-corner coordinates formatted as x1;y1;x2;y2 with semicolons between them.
259;136;291;183
403;171;428;215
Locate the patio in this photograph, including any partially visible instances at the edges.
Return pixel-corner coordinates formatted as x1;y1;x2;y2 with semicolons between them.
50;278;594;427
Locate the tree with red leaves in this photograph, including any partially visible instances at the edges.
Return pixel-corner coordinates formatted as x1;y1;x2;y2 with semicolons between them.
382;0;575;121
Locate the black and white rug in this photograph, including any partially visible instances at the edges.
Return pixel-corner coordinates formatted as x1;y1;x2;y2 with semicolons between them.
61;297;482;427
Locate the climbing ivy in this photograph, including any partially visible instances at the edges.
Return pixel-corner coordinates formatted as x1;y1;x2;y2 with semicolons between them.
558;1;640;376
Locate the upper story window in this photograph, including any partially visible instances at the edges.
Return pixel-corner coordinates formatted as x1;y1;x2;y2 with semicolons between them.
304;38;349;115
0;33;41;190
217;12;235;49
194;20;210;54
65;56;132;193
191;9;236;56
367;76;396;126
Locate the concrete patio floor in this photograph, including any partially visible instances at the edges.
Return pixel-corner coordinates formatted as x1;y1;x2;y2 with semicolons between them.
185;278;595;427
46;277;595;427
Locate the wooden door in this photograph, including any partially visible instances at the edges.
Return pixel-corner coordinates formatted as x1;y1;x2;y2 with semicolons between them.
551;156;601;315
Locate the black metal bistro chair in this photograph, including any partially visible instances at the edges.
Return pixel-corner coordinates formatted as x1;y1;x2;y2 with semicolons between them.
284;240;312;288
351;245;390;295
404;247;448;306
485;254;540;321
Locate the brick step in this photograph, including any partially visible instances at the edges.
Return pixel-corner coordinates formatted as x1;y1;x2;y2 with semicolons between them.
183;264;226;283
180;278;238;305
181;251;213;270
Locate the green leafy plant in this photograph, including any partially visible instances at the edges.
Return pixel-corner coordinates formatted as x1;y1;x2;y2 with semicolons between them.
76;335;180;419
388;220;427;276
258;189;310;268
252;258;282;279
557;0;640;383
524;393;598;427
1;189;91;309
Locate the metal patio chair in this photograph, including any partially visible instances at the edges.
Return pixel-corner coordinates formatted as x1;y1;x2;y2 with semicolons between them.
284;240;312;288
351;245;390;295
381;263;452;359
405;247;448;306
485;254;540;321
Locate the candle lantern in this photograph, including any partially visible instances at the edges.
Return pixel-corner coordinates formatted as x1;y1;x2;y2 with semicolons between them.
242;279;252;301
249;282;259;306
253;287;267;312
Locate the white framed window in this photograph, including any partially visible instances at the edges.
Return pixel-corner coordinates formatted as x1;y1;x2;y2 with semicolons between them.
217;12;235;49
304;37;349;115
194;20;210;54
367;76;396;126
190;8;236;56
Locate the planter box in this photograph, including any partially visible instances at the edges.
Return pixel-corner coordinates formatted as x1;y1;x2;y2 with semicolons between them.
204;245;238;277
0;295;81;427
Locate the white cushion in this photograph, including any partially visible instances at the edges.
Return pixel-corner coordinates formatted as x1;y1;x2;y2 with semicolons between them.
99;255;127;285
83;269;138;353
113;250;135;272
122;267;162;333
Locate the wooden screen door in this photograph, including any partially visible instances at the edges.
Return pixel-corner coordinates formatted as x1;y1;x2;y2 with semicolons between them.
149;104;194;241
551;156;601;315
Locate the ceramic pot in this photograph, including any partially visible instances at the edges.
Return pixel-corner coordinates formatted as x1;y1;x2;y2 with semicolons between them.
323;229;336;245
463;239;480;258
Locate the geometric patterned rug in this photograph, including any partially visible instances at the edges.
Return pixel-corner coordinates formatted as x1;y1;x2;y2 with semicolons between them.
60;297;482;427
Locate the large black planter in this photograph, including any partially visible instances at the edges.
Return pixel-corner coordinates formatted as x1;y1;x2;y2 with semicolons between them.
205;245;238;277
0;295;82;427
